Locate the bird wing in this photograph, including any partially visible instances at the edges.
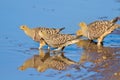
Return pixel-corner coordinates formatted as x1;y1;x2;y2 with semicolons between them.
87;20;114;39
51;34;75;45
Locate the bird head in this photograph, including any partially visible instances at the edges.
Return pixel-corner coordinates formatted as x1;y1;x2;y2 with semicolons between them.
18;58;33;71
76;22;88;36
79;22;88;30
18;65;26;71
77;22;88;37
20;25;29;31
37;64;47;72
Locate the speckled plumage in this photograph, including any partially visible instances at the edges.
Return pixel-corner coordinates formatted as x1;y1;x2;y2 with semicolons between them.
33;27;65;41
41;58;68;71
87;21;116;39
76;17;120;45
20;25;65;49
37;53;76;72
39;31;80;51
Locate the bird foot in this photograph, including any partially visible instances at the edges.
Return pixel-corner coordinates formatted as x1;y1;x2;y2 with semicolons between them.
51;49;63;55
97;42;102;46
38;47;42;50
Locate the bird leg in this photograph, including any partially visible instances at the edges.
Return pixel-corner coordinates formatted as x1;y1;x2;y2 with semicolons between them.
97;37;103;46
97;25;117;46
47;46;50;50
53;47;62;52
39;49;45;57
51;47;64;54
39;40;46;49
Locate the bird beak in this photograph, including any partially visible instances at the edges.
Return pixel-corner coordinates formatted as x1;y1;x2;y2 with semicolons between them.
20;26;23;30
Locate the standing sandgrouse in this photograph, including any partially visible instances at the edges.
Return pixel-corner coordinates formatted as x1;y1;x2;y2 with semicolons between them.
76;17;120;46
20;25;65;49
39;30;80;51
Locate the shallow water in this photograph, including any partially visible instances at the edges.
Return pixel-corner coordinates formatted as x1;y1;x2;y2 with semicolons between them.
0;0;120;80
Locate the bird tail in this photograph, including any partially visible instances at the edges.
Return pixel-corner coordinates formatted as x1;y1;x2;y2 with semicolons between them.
75;35;82;39
115;24;120;28
59;27;65;32
110;16;120;23
65;39;80;46
66;35;81;45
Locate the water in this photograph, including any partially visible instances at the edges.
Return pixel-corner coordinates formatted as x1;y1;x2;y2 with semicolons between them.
0;0;120;80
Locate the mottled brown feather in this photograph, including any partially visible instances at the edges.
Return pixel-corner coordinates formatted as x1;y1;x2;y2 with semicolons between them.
20;25;65;49
39;31;80;50
87;20;114;39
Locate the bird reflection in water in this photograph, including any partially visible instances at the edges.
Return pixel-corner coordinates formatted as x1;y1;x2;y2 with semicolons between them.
18;49;77;72
18;49;50;71
76;40;120;79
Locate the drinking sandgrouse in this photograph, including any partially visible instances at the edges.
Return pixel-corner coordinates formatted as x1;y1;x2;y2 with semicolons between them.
20;25;65;49
39;30;80;51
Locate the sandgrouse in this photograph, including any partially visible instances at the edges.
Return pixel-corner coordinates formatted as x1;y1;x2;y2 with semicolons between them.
76;17;120;46
20;25;65;49
39;30;80;51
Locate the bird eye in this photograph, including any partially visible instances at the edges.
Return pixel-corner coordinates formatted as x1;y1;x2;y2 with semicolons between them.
41;31;43;32
22;26;25;28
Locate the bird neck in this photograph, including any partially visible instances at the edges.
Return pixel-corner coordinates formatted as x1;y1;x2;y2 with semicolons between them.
39;64;48;72
22;58;33;70
81;26;88;37
24;28;35;39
